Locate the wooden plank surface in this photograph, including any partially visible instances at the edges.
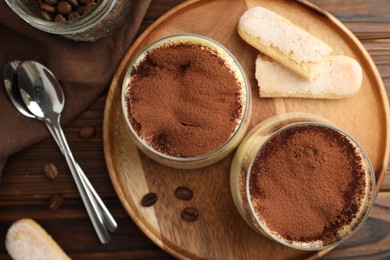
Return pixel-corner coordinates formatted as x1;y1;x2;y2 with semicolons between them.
0;0;389;259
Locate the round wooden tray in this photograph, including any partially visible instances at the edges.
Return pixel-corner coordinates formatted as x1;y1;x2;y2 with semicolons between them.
103;0;390;258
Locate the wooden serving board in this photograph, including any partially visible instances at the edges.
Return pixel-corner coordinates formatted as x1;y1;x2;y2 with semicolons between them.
103;0;390;258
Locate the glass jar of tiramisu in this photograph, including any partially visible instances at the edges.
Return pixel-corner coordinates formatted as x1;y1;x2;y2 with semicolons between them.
5;0;133;41
122;34;251;169
230;113;375;250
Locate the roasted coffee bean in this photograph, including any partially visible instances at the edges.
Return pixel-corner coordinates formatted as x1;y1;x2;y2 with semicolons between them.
76;5;85;15
83;2;96;15
68;11;80;20
43;0;59;5
49;193;64;211
57;1;72;14
175;186;193;201
79;0;91;4
67;0;79;8
181;207;199;221
39;10;53;21
141;192;157;207
54;13;66;22
79;126;95;139
43;162;59;180
40;2;56;13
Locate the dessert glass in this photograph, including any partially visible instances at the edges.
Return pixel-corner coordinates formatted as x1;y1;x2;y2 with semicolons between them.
5;0;133;41
230;113;375;250
121;34;251;169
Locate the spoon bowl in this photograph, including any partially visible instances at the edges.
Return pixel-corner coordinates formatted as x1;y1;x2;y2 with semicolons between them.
17;61;64;119
3;60;34;118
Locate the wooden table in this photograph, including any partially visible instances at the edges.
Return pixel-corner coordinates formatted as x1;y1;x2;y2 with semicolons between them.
0;0;389;259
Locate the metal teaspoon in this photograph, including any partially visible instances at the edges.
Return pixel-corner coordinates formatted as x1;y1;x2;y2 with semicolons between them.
4;61;117;235
16;60;115;244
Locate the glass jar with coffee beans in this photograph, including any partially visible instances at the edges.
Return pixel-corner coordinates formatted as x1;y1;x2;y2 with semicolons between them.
5;0;134;41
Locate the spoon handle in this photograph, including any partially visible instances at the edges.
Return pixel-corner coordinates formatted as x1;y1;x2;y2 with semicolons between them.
45;117;111;244
76;163;118;233
46;126;117;233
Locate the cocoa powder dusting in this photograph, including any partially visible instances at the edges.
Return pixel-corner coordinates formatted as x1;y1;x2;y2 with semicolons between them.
127;43;243;157
249;125;366;243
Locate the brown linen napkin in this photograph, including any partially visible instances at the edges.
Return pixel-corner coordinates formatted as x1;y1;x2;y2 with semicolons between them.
0;0;152;176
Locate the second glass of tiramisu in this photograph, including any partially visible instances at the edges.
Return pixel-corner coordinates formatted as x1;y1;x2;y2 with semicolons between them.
230;113;375;250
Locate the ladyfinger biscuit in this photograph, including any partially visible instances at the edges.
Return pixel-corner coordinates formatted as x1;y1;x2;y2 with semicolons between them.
255;54;363;99
238;6;333;80
5;218;70;260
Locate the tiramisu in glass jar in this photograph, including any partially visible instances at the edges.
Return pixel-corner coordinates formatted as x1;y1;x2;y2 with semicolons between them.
122;34;251;169
230;113;375;250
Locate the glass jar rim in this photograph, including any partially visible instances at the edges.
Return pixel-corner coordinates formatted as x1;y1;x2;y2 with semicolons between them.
245;121;376;250
5;0;115;34
121;33;251;162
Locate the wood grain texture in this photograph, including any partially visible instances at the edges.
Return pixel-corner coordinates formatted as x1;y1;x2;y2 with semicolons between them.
102;0;389;259
0;0;389;259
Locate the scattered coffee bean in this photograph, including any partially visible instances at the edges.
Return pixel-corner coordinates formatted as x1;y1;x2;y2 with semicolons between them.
175;186;193;201
36;0;99;22
79;126;95;139
141;192;157;207
181;207;199;222
48;193;64;211
43;162;58;180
